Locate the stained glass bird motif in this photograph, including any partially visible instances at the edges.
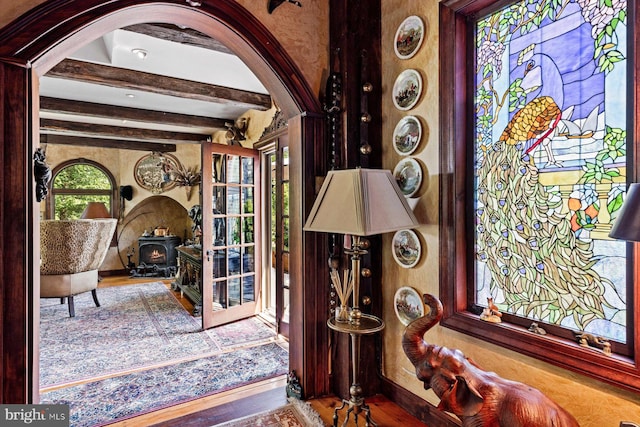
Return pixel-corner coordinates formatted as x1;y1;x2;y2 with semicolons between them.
475;96;613;330
499;96;562;165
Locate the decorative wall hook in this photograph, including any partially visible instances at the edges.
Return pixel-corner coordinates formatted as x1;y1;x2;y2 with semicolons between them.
268;0;302;14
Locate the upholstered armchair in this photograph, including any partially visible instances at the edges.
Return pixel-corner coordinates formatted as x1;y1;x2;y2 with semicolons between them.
40;219;117;317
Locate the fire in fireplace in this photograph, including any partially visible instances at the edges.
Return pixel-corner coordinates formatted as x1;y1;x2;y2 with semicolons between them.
133;235;181;278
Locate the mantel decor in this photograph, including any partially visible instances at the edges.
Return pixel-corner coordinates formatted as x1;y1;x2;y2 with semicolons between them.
134;152;181;194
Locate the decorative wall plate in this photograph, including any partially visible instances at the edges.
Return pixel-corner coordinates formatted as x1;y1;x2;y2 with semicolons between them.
392;229;421;268
392;69;422;110
134;152;181;194
393;157;422;197
394;16;425;60
393;115;422;155
394;286;424;326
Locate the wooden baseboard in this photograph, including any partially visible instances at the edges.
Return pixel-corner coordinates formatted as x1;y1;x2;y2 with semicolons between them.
98;269;129;277
381;377;461;427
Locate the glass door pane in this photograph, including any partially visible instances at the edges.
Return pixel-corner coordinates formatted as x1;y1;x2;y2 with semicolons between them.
202;144;260;329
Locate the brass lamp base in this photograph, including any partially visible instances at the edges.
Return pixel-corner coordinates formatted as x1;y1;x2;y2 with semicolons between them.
332;383;377;427
327;314;384;427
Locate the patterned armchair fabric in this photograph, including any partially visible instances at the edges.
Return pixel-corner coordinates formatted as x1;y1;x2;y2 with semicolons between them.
40;219;117;317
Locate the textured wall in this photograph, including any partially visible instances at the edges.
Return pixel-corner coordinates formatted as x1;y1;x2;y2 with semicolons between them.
380;1;640;425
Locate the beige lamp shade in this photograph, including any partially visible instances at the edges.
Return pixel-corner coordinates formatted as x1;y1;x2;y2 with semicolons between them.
80;202;111;219
609;183;640;241
304;168;419;236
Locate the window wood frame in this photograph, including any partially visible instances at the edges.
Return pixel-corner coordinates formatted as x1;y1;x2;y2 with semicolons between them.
46;158;118;220
439;0;640;393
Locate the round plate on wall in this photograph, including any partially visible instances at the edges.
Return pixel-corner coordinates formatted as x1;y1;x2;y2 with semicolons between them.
393;115;422;155
392;69;423;111
394;15;425;60
394;286;424;326
392;229;422;268
393;157;422;197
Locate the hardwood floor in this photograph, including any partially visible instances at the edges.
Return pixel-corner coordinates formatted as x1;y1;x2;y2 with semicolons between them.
94;276;424;426
308;394;427;427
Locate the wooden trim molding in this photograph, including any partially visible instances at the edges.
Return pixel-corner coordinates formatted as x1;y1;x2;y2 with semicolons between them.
380;378;460;427
439;0;640;393
0;0;324;403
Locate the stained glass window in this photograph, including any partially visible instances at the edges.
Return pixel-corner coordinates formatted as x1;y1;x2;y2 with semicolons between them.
473;0;628;343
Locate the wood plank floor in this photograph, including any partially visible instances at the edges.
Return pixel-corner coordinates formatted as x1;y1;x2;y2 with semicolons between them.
93;276;424;426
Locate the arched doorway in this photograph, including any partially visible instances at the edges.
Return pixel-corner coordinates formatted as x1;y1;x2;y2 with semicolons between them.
0;0;328;404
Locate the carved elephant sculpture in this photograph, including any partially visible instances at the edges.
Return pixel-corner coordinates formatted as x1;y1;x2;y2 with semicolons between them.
402;293;580;427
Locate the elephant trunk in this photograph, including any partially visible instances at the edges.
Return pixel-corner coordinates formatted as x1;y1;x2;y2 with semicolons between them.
402;293;444;368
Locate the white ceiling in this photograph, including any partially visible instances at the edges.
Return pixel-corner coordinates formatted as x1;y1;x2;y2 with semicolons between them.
39;28;269;136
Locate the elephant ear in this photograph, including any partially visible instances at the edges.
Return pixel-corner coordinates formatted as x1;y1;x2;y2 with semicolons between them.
437;376;484;417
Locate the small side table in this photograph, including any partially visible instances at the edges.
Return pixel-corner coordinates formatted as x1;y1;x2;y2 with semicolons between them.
327;313;385;427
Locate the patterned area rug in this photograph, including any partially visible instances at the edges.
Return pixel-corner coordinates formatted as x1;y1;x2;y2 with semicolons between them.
40;282;277;387
214;398;325;427
41;342;289;427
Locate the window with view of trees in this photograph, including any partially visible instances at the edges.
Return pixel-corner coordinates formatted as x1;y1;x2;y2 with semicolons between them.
48;159;116;220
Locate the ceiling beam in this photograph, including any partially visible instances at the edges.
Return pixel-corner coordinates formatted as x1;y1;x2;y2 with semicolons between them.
40;119;209;143
41;134;177;152
40;97;228;130
46;59;272;111
122;23;235;55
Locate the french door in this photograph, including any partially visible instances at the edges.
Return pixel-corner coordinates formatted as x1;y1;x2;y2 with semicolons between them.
201;143;261;329
261;136;290;338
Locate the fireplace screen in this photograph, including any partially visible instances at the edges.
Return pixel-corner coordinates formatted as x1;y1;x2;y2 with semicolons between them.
137;236;181;268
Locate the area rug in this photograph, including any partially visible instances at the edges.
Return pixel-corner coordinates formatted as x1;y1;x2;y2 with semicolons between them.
40;282;277;388
215;398;325;427
41;342;289;427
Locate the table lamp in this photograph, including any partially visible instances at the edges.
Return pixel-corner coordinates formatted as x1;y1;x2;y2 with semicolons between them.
303;168;420;324
609;183;640;241
80;202;111;219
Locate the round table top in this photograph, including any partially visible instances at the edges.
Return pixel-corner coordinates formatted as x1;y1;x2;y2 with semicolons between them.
327;313;385;335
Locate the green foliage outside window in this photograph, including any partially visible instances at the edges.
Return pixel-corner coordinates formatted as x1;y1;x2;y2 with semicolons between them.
52;164;112;220
54;164;110;189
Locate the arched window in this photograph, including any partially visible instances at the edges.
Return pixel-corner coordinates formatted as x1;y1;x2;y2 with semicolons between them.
47;159;117;220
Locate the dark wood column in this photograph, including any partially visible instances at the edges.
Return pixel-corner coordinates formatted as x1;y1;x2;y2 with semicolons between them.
0;57;38;403
328;0;383;399
289;112;330;398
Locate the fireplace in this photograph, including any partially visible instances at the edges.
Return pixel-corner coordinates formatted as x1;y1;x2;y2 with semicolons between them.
133;235;181;277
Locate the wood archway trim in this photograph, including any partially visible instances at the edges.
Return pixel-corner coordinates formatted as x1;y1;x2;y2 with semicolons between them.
0;0;325;403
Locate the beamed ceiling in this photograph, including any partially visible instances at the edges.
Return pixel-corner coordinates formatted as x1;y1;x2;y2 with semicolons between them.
39;23;273;152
